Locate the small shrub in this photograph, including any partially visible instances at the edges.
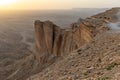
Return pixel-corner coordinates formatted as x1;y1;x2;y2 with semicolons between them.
77;49;81;52
84;72;88;76
97;77;109;80
106;62;118;70
78;52;82;55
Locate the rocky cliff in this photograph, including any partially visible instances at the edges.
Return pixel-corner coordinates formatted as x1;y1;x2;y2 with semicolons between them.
33;8;120;58
34;13;111;57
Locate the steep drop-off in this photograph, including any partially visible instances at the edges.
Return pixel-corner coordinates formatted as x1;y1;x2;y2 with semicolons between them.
34;15;110;57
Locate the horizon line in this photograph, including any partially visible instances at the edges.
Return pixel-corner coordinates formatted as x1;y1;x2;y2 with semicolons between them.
0;7;112;11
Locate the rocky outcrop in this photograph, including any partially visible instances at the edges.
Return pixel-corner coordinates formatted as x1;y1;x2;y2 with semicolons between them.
34;17;110;57
34;20;61;56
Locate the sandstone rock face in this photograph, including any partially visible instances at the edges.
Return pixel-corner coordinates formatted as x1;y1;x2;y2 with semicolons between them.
34;17;109;57
34;20;61;56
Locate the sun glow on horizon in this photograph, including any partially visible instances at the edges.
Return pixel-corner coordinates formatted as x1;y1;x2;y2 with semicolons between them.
0;0;16;6
0;0;120;10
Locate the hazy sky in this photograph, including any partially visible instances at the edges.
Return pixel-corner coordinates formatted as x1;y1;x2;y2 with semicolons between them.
0;0;120;10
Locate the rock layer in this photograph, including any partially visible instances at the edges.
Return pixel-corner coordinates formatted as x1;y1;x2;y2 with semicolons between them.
34;17;110;57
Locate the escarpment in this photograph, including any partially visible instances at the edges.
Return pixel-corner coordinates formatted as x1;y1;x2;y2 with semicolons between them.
34;8;120;57
34;17;110;57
